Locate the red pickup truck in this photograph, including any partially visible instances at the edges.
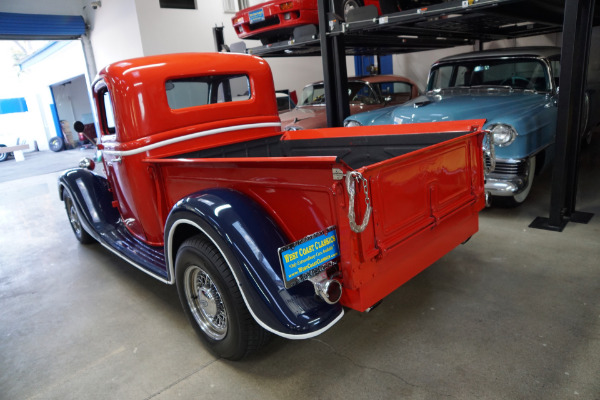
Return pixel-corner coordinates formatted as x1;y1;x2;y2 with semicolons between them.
59;52;489;360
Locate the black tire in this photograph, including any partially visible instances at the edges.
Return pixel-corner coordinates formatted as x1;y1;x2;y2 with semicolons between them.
0;144;8;162
334;0;364;21
63;191;95;244
49;136;64;152
175;236;270;360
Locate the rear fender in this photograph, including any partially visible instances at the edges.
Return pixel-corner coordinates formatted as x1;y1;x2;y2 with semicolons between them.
165;189;344;339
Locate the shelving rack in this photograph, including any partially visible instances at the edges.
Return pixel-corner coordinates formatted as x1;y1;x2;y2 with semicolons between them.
220;0;599;230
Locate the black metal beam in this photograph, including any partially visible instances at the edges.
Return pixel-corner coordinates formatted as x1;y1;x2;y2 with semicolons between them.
246;34;472;57
213;26;225;52
318;0;350;127
530;0;595;232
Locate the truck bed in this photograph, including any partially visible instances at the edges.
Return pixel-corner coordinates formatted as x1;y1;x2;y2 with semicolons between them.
149;120;486;311
166;127;466;170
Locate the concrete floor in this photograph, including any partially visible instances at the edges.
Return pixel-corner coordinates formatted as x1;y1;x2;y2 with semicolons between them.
1;144;599;400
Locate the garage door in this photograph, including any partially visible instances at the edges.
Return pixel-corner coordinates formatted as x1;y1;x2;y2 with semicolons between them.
0;12;85;40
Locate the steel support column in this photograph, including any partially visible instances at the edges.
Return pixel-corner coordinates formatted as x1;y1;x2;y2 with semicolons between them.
213;26;225;52
318;0;350;127
530;0;595;232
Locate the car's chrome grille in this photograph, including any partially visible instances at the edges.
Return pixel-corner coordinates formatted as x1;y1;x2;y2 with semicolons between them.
485;156;527;175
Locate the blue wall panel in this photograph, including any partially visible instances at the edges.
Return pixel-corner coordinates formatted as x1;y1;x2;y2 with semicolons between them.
0;98;28;114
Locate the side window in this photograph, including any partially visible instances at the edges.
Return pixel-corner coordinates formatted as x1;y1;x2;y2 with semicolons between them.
301;85;325;105
373;82;414;104
165;74;250;110
99;90;116;135
350;83;378;104
428;65;452;90
454;66;470;86
388;82;412;94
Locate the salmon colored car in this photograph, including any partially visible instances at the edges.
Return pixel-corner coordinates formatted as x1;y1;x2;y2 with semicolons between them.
280;74;420;130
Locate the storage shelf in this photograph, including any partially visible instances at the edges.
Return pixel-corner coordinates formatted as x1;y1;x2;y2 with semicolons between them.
242;0;579;57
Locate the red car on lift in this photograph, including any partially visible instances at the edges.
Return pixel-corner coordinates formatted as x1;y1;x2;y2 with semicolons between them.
232;0;446;44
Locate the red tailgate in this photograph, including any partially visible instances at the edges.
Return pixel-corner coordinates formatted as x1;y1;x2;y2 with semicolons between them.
366;131;480;255
339;124;486;311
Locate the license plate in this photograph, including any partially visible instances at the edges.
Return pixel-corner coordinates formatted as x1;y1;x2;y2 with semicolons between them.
278;227;340;289
249;8;265;24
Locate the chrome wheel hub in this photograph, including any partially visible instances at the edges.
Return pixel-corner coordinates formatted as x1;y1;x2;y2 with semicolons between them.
67;199;82;236
184;265;227;340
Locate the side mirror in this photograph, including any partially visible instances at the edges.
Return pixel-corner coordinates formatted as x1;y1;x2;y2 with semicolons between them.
73;120;85;133
73;120;98;148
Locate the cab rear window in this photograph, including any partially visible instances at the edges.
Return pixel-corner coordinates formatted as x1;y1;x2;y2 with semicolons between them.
165;74;250;110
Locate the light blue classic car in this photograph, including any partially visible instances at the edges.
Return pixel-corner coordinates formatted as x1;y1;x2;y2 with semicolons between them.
344;46;597;206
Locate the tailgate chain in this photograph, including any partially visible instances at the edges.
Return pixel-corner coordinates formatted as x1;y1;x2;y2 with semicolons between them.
346;171;372;233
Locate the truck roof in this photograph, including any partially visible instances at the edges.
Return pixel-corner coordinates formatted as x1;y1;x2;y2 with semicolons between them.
94;52;279;143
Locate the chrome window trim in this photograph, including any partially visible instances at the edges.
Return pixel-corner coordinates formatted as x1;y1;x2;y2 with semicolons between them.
101;122;281;157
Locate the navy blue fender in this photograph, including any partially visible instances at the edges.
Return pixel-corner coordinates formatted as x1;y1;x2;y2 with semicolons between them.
58;168;168;281
58;168;120;234
165;189;344;339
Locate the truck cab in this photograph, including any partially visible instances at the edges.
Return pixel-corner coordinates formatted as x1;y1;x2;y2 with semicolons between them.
93;53;282;244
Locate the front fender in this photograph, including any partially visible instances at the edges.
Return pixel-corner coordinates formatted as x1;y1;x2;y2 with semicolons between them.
58;168;119;238
165;189;344;339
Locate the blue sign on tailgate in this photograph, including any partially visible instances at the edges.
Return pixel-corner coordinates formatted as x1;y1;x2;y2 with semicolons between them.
278;227;340;289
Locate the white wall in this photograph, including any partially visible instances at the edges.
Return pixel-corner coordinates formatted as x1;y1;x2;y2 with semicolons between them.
128;1;339;96
83;0;144;71
134;1;238;54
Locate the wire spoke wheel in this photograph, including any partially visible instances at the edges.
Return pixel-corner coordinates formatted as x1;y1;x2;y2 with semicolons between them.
66;196;83;237
175;235;270;360
184;265;228;340
63;190;94;244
